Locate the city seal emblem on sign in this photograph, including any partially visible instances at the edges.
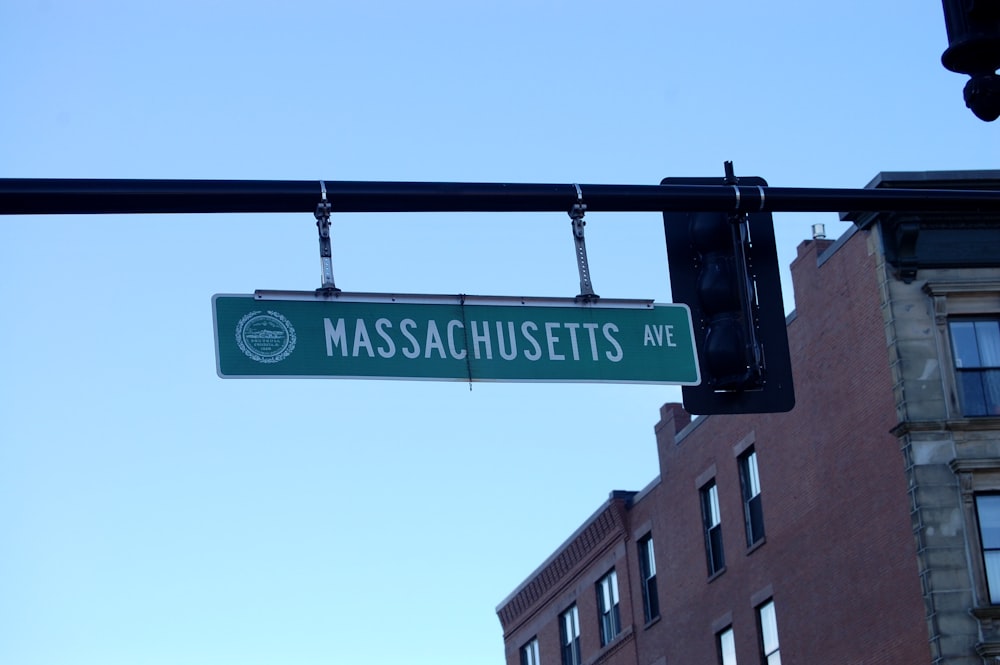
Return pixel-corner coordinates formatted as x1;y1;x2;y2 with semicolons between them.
235;310;297;363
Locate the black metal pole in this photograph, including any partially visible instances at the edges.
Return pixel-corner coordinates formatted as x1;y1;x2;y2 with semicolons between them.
1;178;999;216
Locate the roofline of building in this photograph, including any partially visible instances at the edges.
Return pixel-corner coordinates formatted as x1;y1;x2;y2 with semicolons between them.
861;169;1000;189
841;169;1000;226
629;474;661;506
494;490;636;613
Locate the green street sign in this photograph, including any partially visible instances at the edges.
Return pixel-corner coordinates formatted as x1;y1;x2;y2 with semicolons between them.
213;292;700;385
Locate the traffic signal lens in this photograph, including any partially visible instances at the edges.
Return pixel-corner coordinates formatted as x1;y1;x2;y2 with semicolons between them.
696;255;741;315
690;209;731;251
704;315;749;379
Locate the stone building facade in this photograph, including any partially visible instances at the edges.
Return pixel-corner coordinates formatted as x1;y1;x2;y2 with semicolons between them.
846;171;1000;663
496;170;1000;664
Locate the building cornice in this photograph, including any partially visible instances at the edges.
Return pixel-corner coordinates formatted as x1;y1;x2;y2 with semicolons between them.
496;496;631;633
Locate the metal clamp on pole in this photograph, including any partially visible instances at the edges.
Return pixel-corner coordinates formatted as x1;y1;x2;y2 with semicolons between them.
570;184;598;301
315;180;340;293
722;161;764;378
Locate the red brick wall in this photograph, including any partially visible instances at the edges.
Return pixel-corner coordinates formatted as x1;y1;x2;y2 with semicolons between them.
499;229;931;665
640;230;929;663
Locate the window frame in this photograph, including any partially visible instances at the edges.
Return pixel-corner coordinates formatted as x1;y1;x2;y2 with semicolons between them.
949;318;1000;417
924;280;1000;420
739;447;766;547
637;533;660;623
716;625;737;665
559;604;581;665
596;569;621;646
952;461;1000;610
977;494;1000;605
701;479;725;576
520;637;540;665
756;599;781;665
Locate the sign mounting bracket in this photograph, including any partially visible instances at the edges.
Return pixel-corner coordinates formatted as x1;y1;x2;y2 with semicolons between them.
315;180;340;294
570;184;599;302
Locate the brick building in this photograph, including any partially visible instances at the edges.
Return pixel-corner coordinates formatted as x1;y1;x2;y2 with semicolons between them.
496;171;1000;664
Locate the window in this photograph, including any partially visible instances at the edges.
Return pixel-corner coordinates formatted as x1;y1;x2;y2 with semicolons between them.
597;569;621;646
638;534;660;623
701;480;725;575
520;638;540;665
757;600;781;665
717;626;737;665
739;448;765;546
560;605;581;665
977;495;1000;604
950;319;1000;416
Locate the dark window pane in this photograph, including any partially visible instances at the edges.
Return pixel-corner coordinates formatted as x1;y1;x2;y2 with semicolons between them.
958;371;989;416
702;481;725;575
740;449;766;547
748;494;766;543
600;606;620;646
952;321;981;368
638;536;659;622
984;369;1000;414
709;524;725;572
645;574;659;619
986;552;1000;604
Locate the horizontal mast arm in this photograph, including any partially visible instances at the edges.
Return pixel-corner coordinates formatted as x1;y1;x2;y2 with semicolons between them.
1;178;999;215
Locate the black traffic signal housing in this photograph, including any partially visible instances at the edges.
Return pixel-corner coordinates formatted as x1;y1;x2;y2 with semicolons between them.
662;175;794;415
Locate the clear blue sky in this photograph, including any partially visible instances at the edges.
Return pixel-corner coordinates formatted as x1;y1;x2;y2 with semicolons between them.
0;2;996;664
